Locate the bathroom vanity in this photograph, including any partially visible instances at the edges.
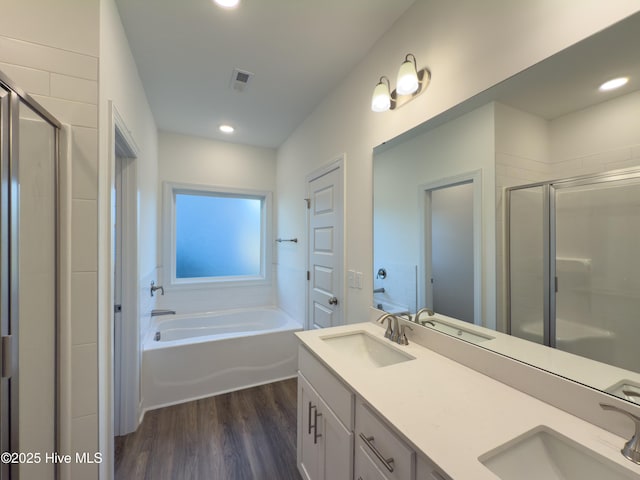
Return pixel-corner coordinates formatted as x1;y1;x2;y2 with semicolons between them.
295;319;640;480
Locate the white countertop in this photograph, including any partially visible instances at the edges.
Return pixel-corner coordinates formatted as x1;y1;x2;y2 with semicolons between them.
295;321;640;480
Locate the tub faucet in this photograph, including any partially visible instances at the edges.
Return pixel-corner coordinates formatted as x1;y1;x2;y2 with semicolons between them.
150;281;164;297
151;309;176;317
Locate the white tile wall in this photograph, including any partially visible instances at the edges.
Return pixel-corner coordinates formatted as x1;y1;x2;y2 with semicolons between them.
71;199;98;272
71;127;98;200
0;61;49;95
0;36;97;80
32;95;98;128
70;414;99;480
71;272;98;345
71;343;98;418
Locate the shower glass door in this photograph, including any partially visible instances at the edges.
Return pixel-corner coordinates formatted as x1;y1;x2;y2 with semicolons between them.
15;99;57;480
508;185;548;345
554;174;640;372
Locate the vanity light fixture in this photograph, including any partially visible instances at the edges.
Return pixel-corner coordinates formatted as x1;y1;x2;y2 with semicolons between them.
599;76;629;91
219;124;235;134
371;54;430;112
213;0;240;9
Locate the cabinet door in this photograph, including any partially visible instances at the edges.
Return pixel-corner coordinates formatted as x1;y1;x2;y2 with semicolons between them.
317;392;353;480
298;375;322;480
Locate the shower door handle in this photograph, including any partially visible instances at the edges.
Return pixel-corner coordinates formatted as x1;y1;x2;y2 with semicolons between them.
328;297;338;306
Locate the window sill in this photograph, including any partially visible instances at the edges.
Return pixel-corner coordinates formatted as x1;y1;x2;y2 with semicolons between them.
166;275;272;291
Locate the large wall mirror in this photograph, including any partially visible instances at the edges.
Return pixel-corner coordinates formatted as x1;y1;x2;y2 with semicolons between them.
373;12;640;406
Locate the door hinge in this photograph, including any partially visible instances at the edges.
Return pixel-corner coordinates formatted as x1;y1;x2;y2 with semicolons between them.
1;335;13;378
307;271;310;281
304;198;310;209
114;304;122;313
555;276;558;293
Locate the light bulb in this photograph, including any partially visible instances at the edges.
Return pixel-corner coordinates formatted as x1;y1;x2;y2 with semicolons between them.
371;79;391;112
396;59;419;96
214;0;240;9
599;77;629;91
219;124;235;134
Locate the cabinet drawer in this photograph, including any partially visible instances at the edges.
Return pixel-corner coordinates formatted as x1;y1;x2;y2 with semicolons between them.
356;400;414;480
355;443;391;480
298;345;354;429
416;455;451;480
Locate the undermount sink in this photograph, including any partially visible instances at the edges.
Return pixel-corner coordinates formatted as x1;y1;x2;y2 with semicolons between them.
321;331;415;368
606;380;640;405
479;426;638;480
422;320;494;344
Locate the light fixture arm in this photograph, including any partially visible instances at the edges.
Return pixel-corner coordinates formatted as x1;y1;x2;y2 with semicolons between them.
404;53;417;68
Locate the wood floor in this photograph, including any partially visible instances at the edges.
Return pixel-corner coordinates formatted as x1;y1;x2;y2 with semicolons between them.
115;378;302;480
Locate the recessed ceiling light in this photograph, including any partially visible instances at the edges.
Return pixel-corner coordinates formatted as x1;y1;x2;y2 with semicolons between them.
213;0;240;9
219;124;235;134
599;77;629;91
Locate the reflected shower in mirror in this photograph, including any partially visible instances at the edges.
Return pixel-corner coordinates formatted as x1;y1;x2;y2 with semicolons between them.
372;11;640;406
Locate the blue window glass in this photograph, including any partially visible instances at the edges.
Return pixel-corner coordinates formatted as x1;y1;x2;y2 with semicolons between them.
175;193;262;278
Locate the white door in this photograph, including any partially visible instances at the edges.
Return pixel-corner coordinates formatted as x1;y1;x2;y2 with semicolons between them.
430;181;474;323
307;160;344;330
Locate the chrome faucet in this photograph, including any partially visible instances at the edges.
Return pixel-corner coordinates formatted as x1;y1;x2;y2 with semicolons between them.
377;313;396;340
415;307;435;326
377;313;412;345
151;309;176;317
600;403;640;464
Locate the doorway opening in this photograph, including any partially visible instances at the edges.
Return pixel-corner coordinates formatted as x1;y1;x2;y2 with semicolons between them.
110;105;139;441
420;171;481;325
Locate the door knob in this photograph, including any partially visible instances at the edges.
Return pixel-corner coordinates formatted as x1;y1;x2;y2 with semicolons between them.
328;296;338;305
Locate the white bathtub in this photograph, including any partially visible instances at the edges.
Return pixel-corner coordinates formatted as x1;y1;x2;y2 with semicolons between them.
142;307;302;411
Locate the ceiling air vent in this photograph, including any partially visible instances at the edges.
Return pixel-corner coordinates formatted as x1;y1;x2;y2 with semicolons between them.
230;68;254;92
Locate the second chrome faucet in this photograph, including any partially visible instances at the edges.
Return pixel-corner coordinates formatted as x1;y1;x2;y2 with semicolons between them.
377;313;412;345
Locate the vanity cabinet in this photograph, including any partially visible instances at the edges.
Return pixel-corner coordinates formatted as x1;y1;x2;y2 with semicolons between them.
297;345;453;480
297;347;354;480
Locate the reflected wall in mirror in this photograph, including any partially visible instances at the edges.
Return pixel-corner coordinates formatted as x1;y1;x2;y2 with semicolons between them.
373;11;640;406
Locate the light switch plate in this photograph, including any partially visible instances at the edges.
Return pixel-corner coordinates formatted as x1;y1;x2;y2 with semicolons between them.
348;270;356;288
355;272;363;289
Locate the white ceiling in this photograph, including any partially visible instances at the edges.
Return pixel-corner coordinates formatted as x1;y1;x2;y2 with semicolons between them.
115;0;415;148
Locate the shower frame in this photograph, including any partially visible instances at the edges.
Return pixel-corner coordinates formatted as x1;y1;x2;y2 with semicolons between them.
505;166;640;350
0;70;61;480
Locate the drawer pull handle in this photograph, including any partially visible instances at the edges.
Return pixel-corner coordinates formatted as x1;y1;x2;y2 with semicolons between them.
313;409;323;444
359;433;394;473
307;402;314;435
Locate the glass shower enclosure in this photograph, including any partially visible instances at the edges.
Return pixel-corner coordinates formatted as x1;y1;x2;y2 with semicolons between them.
0;72;60;480
507;169;640;373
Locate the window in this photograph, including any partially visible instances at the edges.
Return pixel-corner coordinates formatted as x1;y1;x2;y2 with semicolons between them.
164;183;272;287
